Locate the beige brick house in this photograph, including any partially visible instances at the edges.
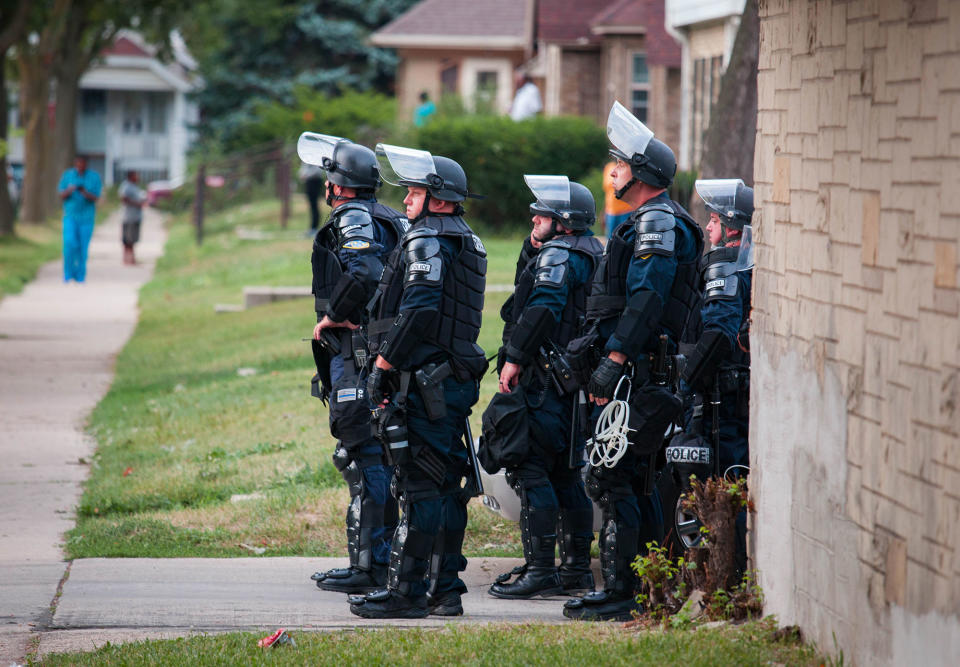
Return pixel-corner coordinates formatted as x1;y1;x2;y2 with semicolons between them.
751;1;960;663
371;0;682;148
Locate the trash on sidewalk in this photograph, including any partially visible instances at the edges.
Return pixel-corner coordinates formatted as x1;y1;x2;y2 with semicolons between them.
238;543;266;555
257;628;295;648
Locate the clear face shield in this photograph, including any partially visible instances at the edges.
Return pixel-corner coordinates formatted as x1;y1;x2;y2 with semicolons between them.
735;225;754;271
606;100;654;161
524;174;570;219
696;178;746;221
374;143;438;188
297;132;346;169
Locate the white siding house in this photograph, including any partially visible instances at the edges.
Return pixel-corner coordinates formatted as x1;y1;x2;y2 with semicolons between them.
664;0;745;170
8;30;200;187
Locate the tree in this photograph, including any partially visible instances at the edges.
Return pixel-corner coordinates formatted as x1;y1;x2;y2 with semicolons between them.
0;0;30;236
181;0;416;150
696;0;759;218
16;0;71;225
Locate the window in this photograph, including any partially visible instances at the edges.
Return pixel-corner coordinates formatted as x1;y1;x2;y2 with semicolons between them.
441;65;458;94
630;53;650;123
476;70;498;109
146;92;166;133
81;89;106;115
121;93;143;134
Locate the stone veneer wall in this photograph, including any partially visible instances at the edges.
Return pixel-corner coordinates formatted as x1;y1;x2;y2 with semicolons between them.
752;0;959;663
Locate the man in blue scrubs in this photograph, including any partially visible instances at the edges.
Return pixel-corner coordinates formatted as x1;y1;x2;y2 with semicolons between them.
58;155;102;283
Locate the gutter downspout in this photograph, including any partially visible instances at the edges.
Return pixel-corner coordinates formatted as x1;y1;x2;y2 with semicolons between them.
664;10;692;172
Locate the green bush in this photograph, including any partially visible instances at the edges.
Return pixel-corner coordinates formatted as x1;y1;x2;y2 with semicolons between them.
226;87;397;152
412;115;608;233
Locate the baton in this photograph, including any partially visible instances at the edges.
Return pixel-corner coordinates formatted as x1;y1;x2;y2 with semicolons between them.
463;414;484;497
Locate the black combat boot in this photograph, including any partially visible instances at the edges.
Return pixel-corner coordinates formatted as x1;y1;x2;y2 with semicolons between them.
557;508;595;595
563;518;640;621
426;590;464;616
489;506;562;599
349;586;428;619
314;468;389;593
313;563;386;593
349;509;431;619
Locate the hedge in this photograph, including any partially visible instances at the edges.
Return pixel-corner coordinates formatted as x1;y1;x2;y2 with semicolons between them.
411;115;608;233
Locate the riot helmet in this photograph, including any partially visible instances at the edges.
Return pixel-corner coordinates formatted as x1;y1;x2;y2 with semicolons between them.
297;132;380;190
695;178;754;230
606;100;676;195
525;175;595;232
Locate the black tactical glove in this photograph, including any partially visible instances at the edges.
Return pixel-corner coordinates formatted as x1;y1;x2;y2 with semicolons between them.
587;357;625;400
366;366;396;406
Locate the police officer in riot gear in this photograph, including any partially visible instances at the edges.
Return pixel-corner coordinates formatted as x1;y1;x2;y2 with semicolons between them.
348;145;487;619
563;102;704;621
298;133;408;594
679;178;753;569
488;176;602;600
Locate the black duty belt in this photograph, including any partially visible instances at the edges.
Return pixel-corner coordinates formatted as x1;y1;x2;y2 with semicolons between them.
585;295;626;313
367;317;393;336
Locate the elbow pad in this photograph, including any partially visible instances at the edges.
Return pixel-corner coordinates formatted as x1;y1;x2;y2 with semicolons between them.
611;291;662;359
326;273;370;324
379;308;438;367
681;328;732;390
505;305;557;364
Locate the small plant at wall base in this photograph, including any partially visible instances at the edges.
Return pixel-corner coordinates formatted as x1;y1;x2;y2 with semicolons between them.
632;542;693;620
631;475;757;627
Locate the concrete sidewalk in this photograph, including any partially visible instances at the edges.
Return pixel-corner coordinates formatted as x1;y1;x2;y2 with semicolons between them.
0;207;166;663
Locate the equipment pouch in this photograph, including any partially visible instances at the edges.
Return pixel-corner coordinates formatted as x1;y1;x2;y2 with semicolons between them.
414;445;447;486
477;389;529;474
626;385;683;455
565;330;600;386
545;346;579;396
415;365;449;422
373;402;411;467
329;369;371;448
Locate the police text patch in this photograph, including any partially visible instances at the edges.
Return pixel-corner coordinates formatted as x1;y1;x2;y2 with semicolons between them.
343;239;371;250
410;262;432;273
641;232;663;243
706;278;725;291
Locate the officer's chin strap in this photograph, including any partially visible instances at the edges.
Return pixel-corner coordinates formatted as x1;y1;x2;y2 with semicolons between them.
532;219;563;244
614;176;638;201
410;191;432;223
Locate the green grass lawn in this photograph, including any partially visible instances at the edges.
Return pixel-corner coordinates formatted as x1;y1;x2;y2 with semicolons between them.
35;620;822;666
0;220;61;301
67;197;524;558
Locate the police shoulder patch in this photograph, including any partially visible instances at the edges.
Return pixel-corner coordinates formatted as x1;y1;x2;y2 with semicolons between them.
342;239;371;250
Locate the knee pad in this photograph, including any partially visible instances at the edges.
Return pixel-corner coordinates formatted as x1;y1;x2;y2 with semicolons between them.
332;445;352;472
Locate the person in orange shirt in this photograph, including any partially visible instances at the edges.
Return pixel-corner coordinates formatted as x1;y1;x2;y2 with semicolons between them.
602;161;635;238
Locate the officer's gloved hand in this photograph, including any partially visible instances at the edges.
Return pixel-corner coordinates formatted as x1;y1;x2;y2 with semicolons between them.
587;357;625;400
366;366;396;406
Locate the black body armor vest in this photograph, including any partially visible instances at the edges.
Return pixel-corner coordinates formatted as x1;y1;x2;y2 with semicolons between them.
586;199;703;345
510;234;603;349
371;215;487;372
310;199;407;310
700;246;750;368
